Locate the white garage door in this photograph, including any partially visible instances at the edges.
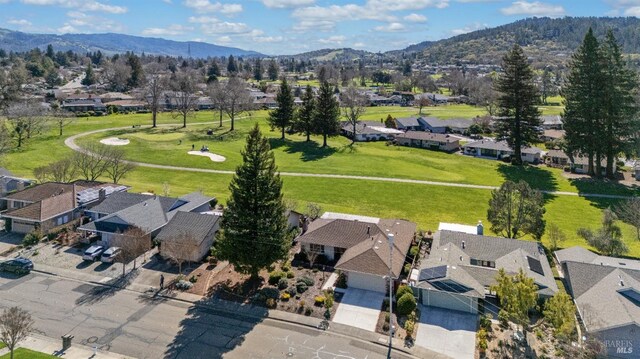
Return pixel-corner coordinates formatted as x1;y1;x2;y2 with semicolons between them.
421;289;478;314
347;272;387;293
11;220;35;234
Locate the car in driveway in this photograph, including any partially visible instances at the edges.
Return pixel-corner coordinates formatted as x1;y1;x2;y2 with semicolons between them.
100;247;121;263
0;257;33;274
82;245;105;261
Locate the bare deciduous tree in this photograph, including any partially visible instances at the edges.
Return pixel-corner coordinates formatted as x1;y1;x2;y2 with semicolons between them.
104;148;136;184
73;144;113;181
4;101;47;148
208;81;227;128
0;306;34;359
161;232;196;274
615;197;640;240
115;227;151;276
341;85;367;144
220;77;253;131
416;96;432;115
142;64;167;128
50;109;75;136
171;72;199;128
33;157;77;183
305;202;323;220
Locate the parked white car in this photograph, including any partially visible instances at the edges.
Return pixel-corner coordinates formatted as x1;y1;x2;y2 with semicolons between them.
100;247;121;263
82;245;105;261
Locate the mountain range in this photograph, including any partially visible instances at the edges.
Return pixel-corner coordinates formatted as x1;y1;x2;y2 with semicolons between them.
2;17;640;64
0;28;262;58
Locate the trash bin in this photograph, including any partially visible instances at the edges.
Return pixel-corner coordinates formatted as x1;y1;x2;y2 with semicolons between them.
61;335;73;350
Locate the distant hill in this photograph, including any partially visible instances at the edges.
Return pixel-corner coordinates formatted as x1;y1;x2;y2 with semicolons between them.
0;28;263;58
402;17;640;66
284;48;378;62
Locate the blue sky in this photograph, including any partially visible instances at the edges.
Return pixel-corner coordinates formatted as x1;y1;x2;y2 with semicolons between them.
0;0;635;55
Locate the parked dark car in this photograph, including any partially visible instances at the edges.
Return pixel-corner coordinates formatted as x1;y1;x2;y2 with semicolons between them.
0;257;33;274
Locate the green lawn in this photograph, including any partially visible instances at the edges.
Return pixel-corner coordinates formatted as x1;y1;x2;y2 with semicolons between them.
0;348;57;359
0;342;5;350
3;109;639;258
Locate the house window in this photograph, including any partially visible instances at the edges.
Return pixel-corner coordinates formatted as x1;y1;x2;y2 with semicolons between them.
334;247;346;261
309;244;325;254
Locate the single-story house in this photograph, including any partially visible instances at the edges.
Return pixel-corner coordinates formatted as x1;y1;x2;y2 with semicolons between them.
555;246;640;358
394;131;460;152
540;129;565;142
1;181;124;234
544;149;570;167
62;98;106;113
413;230;557;314
541;115;563;130
79;192;214;247
421;117;473;134
462;140;542;164
570;155;615;176
156;212;220;263
340;121;404;142
395;117;423;131
104;100;147;112
296;212;416;293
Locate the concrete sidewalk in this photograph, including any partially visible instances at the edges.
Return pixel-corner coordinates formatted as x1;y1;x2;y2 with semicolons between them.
0;334;135;359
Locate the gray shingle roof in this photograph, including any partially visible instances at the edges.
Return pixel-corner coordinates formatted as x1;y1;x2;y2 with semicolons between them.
563;261;640;332
155;212;219;246
88;192;156;215
394;131;458;143
463;140;542;155
415;230;558;298
395;117;421;128
555;246;640;271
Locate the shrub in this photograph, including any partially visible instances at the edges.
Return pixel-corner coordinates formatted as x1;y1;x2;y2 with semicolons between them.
23;230;42;247
189;276;198;283
304;307;313;316
382;298;390;311
314;295;325;306
384;313;390;323
335;272;348;289
404;320;415;337
396;285;413;299
409;245;419;257
477;328;488;352
323;291;334;309
403;263;412;275
277;277;288;290
285;286;297;297
480;314;492;331
382;322;390;332
266;298;277;308
260;286;280;300
175;280;193;290
286;271;295;279
280;292;291;301
536;328;544;340
268;271;285;285
397;293;417;316
297;276;315;287
296;282;308;293
281;263;291;272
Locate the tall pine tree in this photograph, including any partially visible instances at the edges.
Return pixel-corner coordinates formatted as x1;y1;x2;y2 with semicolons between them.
601;30;638;178
495;45;541;165
215;124;289;277
313;81;340;147
563;28;605;176
295;85;315;142
268;77;295;139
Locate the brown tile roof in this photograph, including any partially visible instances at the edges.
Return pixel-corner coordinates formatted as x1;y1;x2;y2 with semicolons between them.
4;191;76;221
297;217;416;277
395;131;459;143
2;181;100;203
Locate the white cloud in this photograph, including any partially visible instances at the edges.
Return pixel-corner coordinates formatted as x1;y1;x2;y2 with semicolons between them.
216;35;232;43
142;24;193;36
183;0;242;14
500;1;565;16
261;0;314;8
625;6;640;15
353;42;366;48
374;22;407;32
57;11;124;33
253;35;284;43
318;35;346;45
404;13;427;22
8;19;32;26
21;0;127;14
450;22;488;35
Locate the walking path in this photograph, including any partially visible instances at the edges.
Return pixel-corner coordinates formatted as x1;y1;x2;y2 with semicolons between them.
65;124;635;200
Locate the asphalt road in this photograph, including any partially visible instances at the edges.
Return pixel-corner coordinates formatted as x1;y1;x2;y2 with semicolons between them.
0;271;412;359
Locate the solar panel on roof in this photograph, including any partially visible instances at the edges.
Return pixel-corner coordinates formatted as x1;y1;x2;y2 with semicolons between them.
419;265;448;281
527;256;544;275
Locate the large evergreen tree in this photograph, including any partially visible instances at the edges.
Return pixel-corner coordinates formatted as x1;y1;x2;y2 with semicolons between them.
268;77;295;139
268;60;279;81
215;124;289;277
253;59;263;81
81;63;95;86
600;30;638;178
495;45;541;165
563;28;605;176
313;81;340;147
295;85;315;142
207;62;220;83
227;55;237;74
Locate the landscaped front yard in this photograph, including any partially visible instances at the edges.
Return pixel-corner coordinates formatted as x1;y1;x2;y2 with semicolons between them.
0;348;56;359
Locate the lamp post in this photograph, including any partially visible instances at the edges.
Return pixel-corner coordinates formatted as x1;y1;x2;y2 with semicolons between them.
387;233;394;359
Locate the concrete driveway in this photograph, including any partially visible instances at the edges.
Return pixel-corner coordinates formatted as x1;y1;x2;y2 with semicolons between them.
415;306;477;359
333;288;384;332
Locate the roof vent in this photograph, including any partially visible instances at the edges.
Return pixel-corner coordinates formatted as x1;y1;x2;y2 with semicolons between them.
620;279;625;287
367;225;370;234
459;255;463;261
462;241;465;249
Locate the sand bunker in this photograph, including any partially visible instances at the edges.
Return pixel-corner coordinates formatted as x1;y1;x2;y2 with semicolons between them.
188;151;226;162
100;137;130;146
